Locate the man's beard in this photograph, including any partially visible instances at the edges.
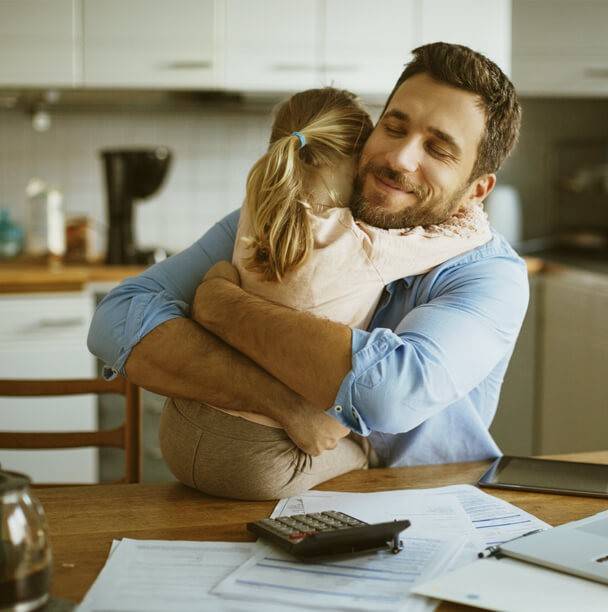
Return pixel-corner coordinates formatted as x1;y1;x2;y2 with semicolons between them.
350;161;468;229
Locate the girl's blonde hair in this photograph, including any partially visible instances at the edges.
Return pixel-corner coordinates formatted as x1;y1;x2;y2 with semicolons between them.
244;87;373;282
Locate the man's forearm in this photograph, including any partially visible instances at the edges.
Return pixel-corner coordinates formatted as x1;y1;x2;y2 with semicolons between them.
124;317;307;424
193;279;352;409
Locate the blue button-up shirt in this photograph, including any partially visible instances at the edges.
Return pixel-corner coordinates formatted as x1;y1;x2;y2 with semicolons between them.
88;208;529;468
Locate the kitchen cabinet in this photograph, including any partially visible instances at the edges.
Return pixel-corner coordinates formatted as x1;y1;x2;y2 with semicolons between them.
226;0;512;96
224;0;320;92
490;275;539;456
0;292;97;483
224;0;513;97
420;0;511;75
512;0;608;96
0;0;513;94
0;0;82;87
83;0;223;89
321;0;417;96
537;269;608;454
492;267;608;456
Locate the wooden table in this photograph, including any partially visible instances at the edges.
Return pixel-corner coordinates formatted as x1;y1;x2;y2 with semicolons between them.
37;451;608;607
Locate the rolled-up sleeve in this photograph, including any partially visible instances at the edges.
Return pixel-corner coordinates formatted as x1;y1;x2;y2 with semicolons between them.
87;209;240;378
327;255;529;435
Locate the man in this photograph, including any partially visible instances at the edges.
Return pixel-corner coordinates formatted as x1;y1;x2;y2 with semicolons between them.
88;42;527;468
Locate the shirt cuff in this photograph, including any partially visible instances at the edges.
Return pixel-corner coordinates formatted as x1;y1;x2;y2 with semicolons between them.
102;291;189;378
325;327;403;435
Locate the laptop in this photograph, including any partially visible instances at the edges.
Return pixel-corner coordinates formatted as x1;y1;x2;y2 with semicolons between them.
500;510;608;585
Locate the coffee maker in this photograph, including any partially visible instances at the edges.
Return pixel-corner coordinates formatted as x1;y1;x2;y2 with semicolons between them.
101;147;172;265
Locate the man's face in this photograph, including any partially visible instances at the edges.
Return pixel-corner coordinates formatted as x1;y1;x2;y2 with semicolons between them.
351;73;488;228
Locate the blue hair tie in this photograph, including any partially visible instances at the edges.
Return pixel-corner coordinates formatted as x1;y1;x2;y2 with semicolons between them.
292;131;307;148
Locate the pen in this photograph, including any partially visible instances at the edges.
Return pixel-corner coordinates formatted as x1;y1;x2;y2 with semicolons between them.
478;528;546;559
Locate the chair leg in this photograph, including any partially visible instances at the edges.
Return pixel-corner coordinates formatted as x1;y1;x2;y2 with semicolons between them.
124;383;142;483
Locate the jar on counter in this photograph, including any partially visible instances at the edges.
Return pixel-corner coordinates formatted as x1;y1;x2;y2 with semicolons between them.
0;210;24;259
0;470;52;611
24;179;66;259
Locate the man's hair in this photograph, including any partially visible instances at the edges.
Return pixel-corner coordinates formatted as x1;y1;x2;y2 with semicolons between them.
383;42;522;180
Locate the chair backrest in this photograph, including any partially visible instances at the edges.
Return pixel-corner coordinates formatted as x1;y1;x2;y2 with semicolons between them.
0;377;141;484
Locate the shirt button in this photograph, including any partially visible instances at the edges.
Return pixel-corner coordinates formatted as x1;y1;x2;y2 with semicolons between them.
334;405;343;412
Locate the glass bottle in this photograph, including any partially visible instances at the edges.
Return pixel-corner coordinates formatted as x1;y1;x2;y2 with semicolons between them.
0;470;52;611
0;210;24;259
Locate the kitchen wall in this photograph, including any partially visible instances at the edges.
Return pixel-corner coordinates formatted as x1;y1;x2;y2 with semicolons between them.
1;95;607;256
498;97;608;240
0;102;276;257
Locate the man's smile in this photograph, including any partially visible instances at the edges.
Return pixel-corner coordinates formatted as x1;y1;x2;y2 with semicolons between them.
373;173;407;194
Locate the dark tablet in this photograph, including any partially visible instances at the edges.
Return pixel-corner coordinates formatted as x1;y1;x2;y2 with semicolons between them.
478;456;608;499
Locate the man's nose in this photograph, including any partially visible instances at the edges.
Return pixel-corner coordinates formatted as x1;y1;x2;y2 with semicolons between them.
385;136;422;174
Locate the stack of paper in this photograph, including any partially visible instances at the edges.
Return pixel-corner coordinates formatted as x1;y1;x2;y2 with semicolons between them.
77;539;268;611
77;484;550;612
412;557;608;612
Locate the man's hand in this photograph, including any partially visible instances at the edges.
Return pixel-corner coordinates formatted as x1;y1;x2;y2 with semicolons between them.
280;402;350;456
203;260;241;285
192;261;240;324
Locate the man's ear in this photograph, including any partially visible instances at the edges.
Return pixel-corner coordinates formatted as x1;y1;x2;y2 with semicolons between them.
468;173;496;204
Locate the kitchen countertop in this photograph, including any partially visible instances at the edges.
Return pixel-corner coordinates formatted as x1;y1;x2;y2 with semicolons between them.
524;249;608;276
0;257;546;294
0;261;147;293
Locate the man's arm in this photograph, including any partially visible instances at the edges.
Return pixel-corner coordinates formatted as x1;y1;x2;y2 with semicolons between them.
87;210;240;380
87;209;348;453
194;255;529;435
192;271;352;409
125;317;348;456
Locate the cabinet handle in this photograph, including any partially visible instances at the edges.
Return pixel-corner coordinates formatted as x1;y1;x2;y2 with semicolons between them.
585;68;608;79
162;61;212;70
36;317;85;328
271;63;317;72
319;64;359;73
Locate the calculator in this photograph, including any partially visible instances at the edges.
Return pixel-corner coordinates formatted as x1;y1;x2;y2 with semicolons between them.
247;511;410;559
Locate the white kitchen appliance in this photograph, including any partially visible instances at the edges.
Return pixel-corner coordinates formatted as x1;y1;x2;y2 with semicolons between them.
485;184;523;247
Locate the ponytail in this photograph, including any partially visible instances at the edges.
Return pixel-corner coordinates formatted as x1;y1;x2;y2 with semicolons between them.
244;133;313;282
242;88;373;282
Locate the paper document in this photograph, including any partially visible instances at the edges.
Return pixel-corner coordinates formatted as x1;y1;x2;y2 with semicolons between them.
77;538;278;612
412;556;608;612
216;495;470;611
78;485;549;612
277;484;549;548
437;485;550;548
213;537;465;611
293;491;471;538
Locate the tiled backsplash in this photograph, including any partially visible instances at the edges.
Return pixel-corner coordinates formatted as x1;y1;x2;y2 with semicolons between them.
0;104;278;256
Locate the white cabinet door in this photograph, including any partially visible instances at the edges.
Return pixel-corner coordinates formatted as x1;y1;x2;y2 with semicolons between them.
83;0;221;88
513;0;608;96
420;0;512;75
538;270;608;454
0;0;81;86
322;0;417;96
224;0;320;92
0;292;98;483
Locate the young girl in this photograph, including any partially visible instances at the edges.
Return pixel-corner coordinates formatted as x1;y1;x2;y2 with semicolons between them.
159;88;491;500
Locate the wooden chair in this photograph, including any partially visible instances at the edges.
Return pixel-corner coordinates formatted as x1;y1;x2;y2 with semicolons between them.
0;376;142;484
